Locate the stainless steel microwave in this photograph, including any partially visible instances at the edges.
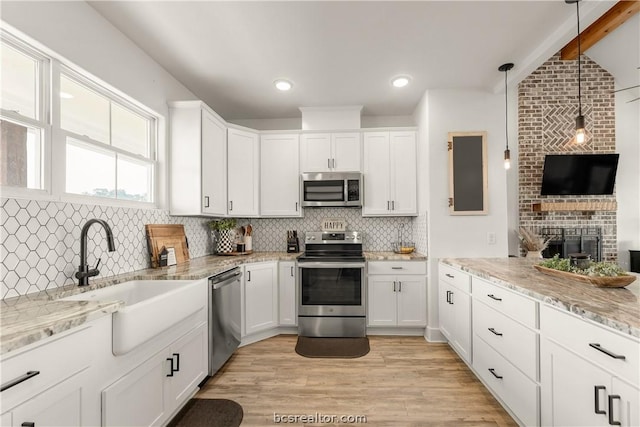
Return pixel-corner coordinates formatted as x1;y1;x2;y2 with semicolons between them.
300;172;363;207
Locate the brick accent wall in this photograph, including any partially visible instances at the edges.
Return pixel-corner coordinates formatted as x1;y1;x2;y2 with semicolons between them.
518;53;617;260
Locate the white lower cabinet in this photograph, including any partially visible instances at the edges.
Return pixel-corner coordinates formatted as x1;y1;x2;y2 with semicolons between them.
243;262;278;336
541;304;639;427
474;337;539;427
438;263;472;363
0;324;96;426
367;261;427;328
278;261;297;326
2;369;87;427
102;322;208;427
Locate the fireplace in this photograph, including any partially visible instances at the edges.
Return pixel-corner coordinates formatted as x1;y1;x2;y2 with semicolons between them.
541;227;602;262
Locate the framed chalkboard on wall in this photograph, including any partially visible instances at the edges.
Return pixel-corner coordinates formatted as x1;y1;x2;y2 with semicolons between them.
447;132;488;215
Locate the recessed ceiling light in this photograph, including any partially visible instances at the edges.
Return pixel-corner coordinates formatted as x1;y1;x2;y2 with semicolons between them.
274;79;293;91
60;91;74;99
391;76;411;88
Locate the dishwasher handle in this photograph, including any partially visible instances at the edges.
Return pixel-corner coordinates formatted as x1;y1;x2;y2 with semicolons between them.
210;269;242;289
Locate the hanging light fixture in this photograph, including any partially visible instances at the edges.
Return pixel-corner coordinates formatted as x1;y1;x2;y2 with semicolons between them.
499;62;514;170
566;0;585;144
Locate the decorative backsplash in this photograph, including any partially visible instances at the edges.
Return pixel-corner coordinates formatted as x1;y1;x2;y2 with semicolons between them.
1;199;423;299
0;197;210;299
237;207;414;252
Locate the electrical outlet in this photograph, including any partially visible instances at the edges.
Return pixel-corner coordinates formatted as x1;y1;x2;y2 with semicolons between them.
487;232;496;245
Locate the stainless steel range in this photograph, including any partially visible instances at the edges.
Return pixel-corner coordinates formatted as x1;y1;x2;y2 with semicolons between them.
297;231;366;337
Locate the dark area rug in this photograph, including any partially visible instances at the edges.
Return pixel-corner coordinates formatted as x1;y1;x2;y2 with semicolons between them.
167;398;243;427
295;336;370;358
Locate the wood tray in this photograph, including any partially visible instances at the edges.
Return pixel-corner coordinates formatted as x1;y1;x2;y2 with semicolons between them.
217;250;253;256
533;265;636;288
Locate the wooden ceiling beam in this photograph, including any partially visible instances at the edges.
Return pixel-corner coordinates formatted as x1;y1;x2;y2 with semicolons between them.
561;1;640;60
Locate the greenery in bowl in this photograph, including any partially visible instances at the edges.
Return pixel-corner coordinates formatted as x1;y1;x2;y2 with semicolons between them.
539;254;628;277
207;218;237;231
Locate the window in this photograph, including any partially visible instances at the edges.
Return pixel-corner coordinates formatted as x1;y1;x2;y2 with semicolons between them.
60;70;156;203
0;32;47;191
0;29;158;206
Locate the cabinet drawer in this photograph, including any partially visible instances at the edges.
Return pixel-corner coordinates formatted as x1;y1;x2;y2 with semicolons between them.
474;336;539;427
0;325;93;411
438;263;470;293
473;277;537;329
368;261;426;276
541;304;640;386
474;300;538;381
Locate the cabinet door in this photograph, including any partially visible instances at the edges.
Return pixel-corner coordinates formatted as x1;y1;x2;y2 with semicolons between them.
451;288;472;363
278;262;297;326
201;109;227;216
540;339;610;427
166;323;208;413
102;353;166;427
331;133;361;172
7;370;86;427
438;281;454;341
396;275;426;327
362;132;391;216
260;134;301;217
227;128;259;216
390;132;417;215
367;275;397;326
300;133;331;172
611;378;639;427
244;263;278;335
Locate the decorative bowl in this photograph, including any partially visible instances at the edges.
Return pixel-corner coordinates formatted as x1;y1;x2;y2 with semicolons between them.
392;241;415;254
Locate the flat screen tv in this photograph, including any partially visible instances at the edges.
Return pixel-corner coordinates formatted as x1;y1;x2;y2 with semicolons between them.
540;154;619;196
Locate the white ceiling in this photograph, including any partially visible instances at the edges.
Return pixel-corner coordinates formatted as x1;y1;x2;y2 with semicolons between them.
89;0;619;121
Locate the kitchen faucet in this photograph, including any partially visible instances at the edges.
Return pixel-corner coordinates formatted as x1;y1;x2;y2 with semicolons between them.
75;219;116;286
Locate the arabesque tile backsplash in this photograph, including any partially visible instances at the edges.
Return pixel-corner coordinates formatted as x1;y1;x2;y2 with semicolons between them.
1;198;425;299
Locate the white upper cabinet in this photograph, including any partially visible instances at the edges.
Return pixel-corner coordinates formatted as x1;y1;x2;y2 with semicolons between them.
363;131;417;216
169;101;227;216
300;132;361;172
201;110;227;216
227;127;260;217
260;134;301;217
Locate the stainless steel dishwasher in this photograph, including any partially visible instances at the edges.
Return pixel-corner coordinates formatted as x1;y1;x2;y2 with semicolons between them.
208;267;242;376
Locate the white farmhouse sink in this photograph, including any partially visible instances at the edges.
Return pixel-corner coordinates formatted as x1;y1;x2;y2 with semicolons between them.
62;279;207;355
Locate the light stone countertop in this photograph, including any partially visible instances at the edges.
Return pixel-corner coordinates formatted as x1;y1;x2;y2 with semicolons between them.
441;257;640;339
0;251;427;355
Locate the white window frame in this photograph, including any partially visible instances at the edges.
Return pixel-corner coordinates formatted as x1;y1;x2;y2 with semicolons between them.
0;29;51;199
0;25;161;209
55;65;158;206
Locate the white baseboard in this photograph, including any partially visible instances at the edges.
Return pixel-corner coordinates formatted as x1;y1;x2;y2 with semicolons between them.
366;327;425;336
425;326;446;342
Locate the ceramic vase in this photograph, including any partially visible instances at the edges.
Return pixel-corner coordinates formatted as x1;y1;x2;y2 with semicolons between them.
526;250;543;259
216;229;234;253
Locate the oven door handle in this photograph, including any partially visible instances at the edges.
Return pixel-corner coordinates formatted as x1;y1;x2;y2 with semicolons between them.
298;262;366;269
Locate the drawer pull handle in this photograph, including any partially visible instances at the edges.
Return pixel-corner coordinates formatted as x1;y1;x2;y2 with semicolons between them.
445;273;454;278
391;267;403;270
174;353;180;372
21;423;35;427
608;395;621;426
393;281;397;292
487;294;502;301
449;291;454;305
488;327;503;337
445;290;451;303
594;385;607;415
488;368;503;379
589;343;626;360
1;370;40;392
167;357;175;377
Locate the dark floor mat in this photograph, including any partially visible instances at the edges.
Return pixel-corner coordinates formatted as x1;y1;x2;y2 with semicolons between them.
295;336;370;358
167;398;243;427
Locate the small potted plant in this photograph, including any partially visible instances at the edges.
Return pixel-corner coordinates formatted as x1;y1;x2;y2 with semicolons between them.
518;226;550;258
208;218;237;253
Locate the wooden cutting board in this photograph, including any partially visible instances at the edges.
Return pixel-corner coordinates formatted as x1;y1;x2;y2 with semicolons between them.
145;224;190;268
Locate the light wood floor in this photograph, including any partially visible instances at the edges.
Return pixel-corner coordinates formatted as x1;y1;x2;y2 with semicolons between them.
197;335;517;427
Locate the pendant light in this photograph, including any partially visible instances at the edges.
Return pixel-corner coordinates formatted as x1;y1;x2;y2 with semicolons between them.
566;0;585;144
499;62;514;170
